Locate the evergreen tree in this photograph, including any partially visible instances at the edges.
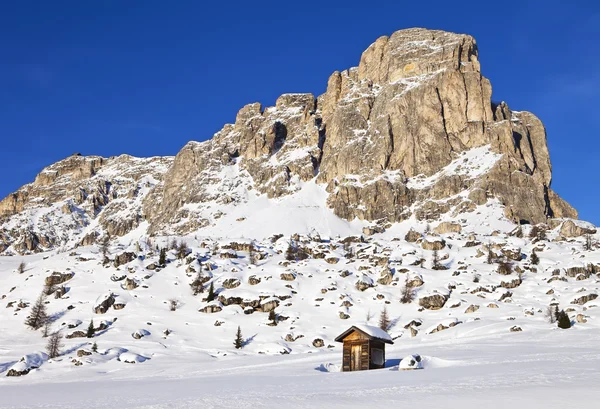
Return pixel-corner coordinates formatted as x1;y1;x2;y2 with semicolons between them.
159;247;167;266
432;250;441;269
584;234;594;251
91;342;98;353
100;236;110;262
487;247;495;264
400;275;415;304
190;272;205;295
268;309;277;324
530;251;540;265
46;331;63;359
378;306;390;331
176;241;188;260
234;326;244;349
557;310;571;329
285;241;296;261
25;292;48;330
206;282;216;302
554;305;560;322
86;319;95;338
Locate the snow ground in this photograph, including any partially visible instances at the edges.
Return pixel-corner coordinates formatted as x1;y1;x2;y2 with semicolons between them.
1;328;598;408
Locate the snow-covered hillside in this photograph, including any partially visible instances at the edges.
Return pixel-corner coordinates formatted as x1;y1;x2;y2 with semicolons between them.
1;187;599;384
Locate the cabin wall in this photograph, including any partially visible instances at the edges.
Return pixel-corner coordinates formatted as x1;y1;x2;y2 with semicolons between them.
342;340;370;371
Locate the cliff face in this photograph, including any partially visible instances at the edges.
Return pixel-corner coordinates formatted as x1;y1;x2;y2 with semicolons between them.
0;28;577;254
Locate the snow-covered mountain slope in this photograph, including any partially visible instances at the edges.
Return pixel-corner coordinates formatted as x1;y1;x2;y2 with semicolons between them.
1;194;599;380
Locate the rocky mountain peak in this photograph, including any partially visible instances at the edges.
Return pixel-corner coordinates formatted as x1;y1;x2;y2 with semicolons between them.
0;28;580;254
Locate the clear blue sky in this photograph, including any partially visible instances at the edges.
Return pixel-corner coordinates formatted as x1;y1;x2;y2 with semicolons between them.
1;1;598;224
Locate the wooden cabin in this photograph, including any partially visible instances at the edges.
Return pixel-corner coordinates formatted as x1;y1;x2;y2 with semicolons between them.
335;324;393;371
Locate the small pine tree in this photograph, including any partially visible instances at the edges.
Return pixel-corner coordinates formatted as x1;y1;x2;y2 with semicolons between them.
530;251;540;265
43;321;51;338
91;342;98;353
206;282;216;302
285;241;296;261
159;247;167;266
25;292;48;330
17;261;26;274
487;247;494;264
378;306;390;331
400;275;415;304
584;234;594;251
86;319;95;338
46;331;63;359
176;241;188;260
557;310;571;329
432;250;441;269
169;238;178;250
268;309;277;324
100;236;110;262
190;272;205;295
234;326;244;349
554;305;560;322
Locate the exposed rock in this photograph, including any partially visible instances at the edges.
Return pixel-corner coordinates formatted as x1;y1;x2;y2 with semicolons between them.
77;349;92;357
222;278;241;289
339;311;350;319
199;303;223;313
248;275;262;285
66;330;87;339
94;293;116;314
355;275;375;291
404;229;422;243
510;326;523;332
576;314;588;324
421;237;446;251
113;252;136;268
312;338;325;348
44;272;74;287
434;222;462;235
419;294;448;310
559;220;596;238
280;272;297;281
123;278;139;291
465;304;479;313
571;294;598;305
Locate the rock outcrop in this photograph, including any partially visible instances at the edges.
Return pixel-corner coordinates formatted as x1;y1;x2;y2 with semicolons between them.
0;28;580;253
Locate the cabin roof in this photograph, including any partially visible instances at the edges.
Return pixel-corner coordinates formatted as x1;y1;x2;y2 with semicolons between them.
335;324;394;344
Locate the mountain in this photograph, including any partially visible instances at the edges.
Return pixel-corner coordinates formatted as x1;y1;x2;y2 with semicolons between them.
0;28;598;382
0;28;577;254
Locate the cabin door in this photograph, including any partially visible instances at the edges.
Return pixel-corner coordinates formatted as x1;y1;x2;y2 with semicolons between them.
350;344;361;371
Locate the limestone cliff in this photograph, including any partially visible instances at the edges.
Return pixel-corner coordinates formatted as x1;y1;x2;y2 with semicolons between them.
0;28;578;253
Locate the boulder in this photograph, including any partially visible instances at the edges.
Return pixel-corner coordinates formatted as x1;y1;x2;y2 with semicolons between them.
419;294;448;310
113;252;136;268
434;222;462;235
559;220;596;238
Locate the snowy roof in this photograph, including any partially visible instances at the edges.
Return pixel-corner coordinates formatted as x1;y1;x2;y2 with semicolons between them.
335;324;393;344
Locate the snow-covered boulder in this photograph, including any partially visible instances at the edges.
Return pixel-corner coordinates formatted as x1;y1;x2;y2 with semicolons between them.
399;354;423;370
6;352;48;376
94;292;116;314
119;352;149;364
355;274;374;291
132;329;151;339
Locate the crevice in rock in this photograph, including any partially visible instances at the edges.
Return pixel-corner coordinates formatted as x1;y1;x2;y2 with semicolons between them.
543;184;554;218
383;115;395;170
435;87;452;152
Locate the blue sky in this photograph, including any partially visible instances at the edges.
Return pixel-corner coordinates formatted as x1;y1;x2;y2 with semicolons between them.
0;1;598;224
